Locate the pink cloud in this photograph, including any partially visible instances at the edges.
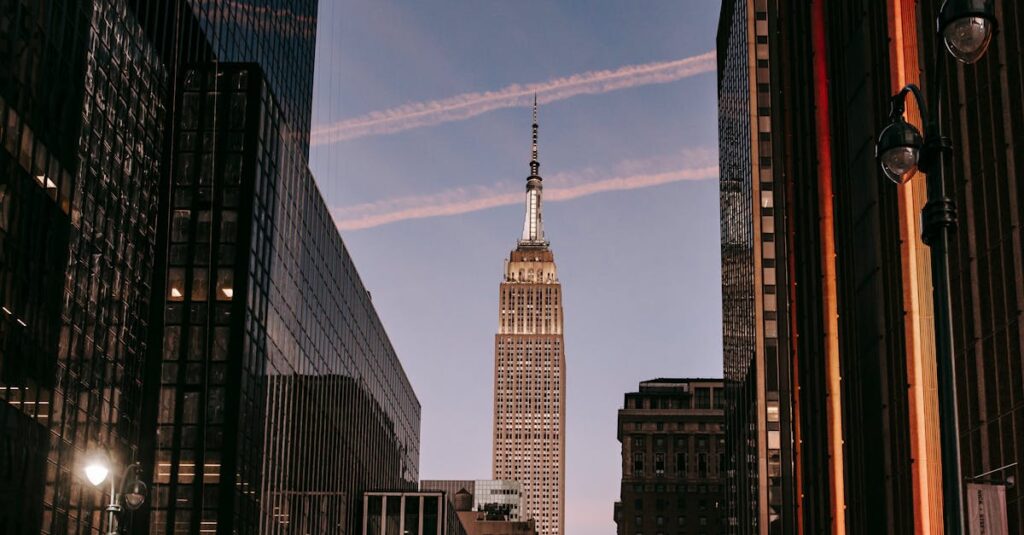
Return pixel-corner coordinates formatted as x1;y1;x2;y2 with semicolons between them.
311;51;716;145
331;164;718;231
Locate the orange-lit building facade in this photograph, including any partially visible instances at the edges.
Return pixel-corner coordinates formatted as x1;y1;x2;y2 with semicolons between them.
717;0;1023;532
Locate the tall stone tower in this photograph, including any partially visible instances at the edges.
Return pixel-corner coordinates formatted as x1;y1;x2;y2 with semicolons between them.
492;98;566;535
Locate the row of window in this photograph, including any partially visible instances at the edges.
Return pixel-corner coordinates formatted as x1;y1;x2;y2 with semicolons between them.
631;452;725;479
626;388;724;410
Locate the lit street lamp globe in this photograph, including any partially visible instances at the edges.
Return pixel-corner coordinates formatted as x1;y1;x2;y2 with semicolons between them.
83;451;112;487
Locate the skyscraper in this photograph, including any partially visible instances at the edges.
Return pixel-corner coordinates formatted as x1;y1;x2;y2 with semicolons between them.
492;100;566;535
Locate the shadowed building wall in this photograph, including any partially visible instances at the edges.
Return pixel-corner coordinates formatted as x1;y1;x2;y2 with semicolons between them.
614;379;726;535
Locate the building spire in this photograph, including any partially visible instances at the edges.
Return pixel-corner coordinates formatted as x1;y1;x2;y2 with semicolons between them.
520;94;547;247
530;93;540;176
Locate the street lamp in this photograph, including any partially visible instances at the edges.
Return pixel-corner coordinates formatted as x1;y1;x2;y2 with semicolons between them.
83;449;148;535
875;1;995;534
938;0;997;64
877;113;925;184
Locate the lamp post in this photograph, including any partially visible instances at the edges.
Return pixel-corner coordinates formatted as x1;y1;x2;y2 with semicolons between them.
84;450;148;535
875;1;996;533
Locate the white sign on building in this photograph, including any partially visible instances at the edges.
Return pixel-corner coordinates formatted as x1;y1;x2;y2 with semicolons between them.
966;483;1008;535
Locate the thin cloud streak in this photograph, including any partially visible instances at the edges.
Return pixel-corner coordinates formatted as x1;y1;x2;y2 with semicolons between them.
311;51;716;145
332;165;718;231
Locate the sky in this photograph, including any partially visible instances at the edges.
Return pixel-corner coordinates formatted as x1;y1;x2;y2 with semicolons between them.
308;2;723;533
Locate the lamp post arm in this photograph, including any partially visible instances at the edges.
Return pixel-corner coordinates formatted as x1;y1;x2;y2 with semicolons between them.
890;83;930;126
118;463;141;495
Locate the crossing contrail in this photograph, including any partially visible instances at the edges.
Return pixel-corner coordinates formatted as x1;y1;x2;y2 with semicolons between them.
331;165;718;231
311;51;716;145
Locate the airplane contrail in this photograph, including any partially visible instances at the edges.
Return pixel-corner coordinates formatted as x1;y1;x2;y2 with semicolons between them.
311;51;716;145
332;165;719;231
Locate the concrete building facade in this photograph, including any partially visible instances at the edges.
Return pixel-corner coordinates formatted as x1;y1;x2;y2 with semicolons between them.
363;491;466;535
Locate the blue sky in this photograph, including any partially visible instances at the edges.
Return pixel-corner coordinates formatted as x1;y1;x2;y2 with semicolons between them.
309;2;722;533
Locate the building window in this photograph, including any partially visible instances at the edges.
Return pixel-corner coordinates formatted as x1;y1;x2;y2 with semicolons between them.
191;268;209;301
655;453;665;475
196;210;212;241
167;268;185;301
171;210;191;242
695;388;710;409
164;327;181;361
633;452;644;474
212;327;230;361
216;269;234;300
220;211;237;242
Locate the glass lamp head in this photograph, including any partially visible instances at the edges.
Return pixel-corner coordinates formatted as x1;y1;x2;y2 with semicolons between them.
876;118;924;184
83;450;111;487
939;0;996;63
124;479;148;510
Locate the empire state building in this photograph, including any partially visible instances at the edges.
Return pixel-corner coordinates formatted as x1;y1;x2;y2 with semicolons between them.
492;99;566;535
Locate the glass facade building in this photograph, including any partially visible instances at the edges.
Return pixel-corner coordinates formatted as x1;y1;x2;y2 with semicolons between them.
0;1;165;532
716;0;799;532
2;2;421;534
421;480;524;521
716;0;758;528
145;62;420;534
473;480;524;521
